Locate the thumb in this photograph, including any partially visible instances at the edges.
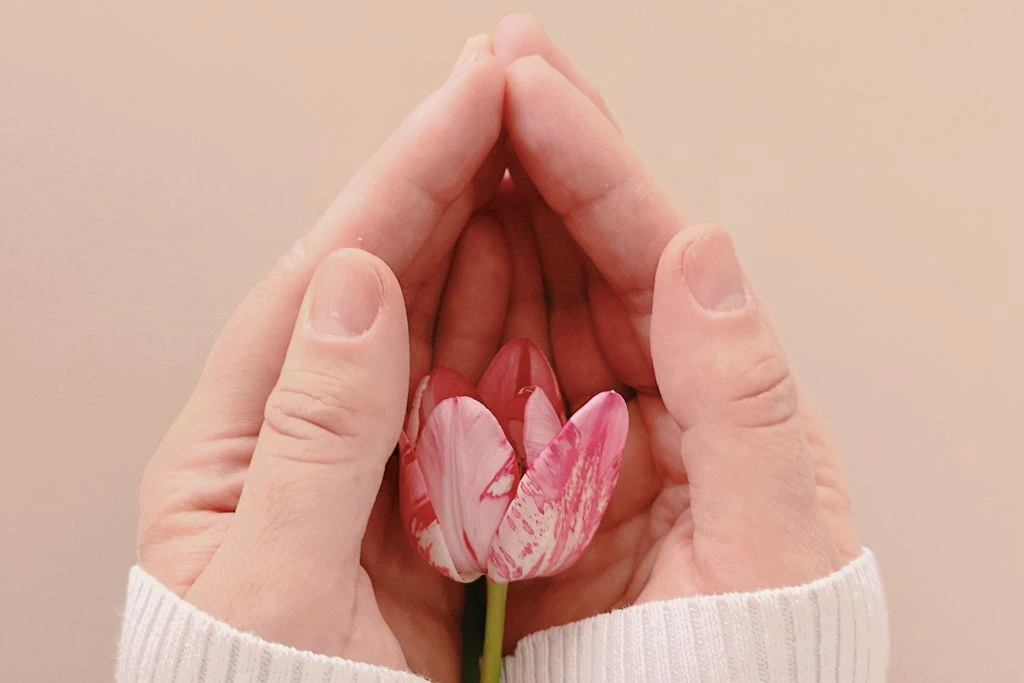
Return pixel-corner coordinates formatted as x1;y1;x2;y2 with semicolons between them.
234;247;409;561
650;225;839;593
188;249;409;643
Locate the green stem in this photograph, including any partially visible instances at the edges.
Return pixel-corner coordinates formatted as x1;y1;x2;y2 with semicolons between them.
480;580;508;683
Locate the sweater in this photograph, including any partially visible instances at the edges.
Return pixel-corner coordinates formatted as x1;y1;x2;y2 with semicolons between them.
116;549;887;682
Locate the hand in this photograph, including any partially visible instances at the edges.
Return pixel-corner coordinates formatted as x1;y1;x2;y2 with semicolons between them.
487;14;862;646
136;37;506;681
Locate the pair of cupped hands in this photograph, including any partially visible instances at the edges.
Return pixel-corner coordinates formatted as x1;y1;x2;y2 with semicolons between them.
138;14;861;683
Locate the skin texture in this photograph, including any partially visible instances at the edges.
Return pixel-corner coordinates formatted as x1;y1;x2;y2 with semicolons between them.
136;14;862;683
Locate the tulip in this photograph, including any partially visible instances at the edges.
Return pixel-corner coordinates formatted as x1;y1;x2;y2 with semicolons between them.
399;338;628;583
399;338;628;681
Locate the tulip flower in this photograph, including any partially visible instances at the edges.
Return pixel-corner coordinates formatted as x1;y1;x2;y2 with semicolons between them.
398;339;628;682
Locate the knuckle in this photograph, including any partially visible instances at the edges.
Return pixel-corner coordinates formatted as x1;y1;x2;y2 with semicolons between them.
398;164;462;212
263;370;363;449
719;347;800;430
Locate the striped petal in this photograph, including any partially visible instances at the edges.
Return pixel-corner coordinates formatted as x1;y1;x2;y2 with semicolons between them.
477;339;566;438
416;397;518;580
522;388;562;467
487;391;628;581
405;367;478;443
398;432;460;580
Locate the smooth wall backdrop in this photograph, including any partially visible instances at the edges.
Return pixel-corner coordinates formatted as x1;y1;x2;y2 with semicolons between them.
1;2;1020;681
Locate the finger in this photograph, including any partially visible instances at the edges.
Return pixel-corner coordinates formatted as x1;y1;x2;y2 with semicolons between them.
532;202;621;410
494;25;648;393
225;249;408;569
433;215;511;384
492;12;617;125
502;154;623;408
188;36;504;436
505;55;681;302
406;252;454;391
649;225;840;593
494;34;641;394
491;187;551;357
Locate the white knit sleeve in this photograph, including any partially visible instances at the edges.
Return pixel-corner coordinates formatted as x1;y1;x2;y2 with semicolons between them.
116;566;432;683
501;549;888;683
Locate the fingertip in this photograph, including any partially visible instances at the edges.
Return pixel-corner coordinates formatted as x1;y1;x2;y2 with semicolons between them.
506;53;558;89
494;11;543;36
454;49;506;132
492;12;547;67
495;15;617;126
504;54;614;161
322;247;401;299
456;32;494;61
656;224;726;287
504;55;577;148
306;250;385;339
449;43;505;92
310;248;408;345
655;224;751;317
430;46;505;154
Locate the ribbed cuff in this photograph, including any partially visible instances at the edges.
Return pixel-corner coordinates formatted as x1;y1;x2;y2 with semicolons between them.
116;566;431;683
502;549;888;683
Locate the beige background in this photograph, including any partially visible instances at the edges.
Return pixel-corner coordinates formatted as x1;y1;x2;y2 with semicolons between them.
2;2;1020;681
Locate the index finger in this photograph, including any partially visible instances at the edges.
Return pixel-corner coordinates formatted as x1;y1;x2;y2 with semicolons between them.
492;12;618;126
505;55;682;301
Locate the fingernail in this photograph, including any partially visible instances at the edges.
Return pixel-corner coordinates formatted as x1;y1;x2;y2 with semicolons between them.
452;33;492;75
683;232;748;313
310;252;383;337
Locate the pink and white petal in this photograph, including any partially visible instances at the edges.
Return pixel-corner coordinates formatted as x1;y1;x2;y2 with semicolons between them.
522;388;562;468
487;390;628;581
405;376;429;441
477;338;567;433
398;433;462;580
417;396;518;577
406;367;478;443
